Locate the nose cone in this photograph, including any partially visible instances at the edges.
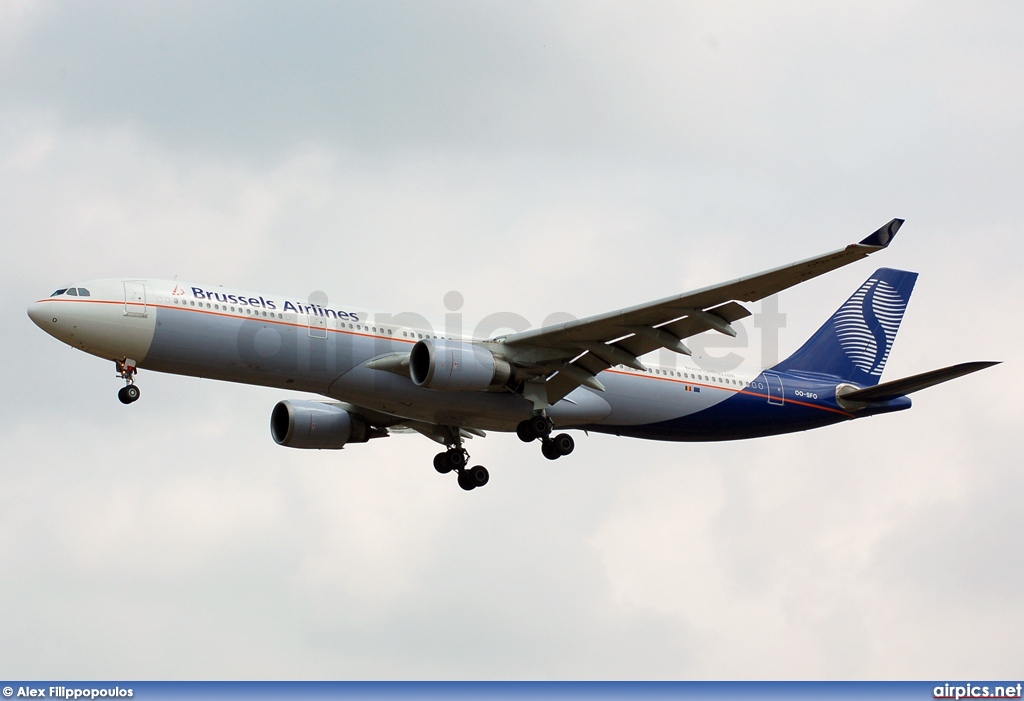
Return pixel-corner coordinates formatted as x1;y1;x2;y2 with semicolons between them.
27;301;49;330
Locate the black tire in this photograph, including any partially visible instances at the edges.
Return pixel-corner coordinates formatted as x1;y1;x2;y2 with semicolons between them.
446;449;467;470
457;472;476;491
552;433;575;456
117;387;131;405
528;414;552;439
433;452;452;474
516;421;534;443
468;465;489;488
541;440;561;461
124;385;141;403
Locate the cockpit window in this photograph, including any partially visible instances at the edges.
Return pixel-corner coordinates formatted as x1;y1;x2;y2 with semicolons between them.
77;288;91;296
51;289;67;296
66;288;79;296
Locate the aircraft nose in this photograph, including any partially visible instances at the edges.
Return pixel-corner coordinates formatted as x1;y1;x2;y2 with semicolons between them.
27;301;49;330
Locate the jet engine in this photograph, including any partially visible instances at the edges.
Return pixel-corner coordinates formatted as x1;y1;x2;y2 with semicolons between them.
270;400;372;449
409;339;513;391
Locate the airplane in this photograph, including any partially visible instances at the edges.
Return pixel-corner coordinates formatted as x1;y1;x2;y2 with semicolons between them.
27;219;997;491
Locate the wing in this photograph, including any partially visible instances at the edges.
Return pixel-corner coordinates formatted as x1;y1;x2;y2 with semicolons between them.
499;219;904;405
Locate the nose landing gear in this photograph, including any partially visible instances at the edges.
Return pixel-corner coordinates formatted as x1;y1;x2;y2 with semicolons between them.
115;358;140;404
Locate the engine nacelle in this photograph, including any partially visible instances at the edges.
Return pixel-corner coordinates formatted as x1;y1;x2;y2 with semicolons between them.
270;400;371;449
409;338;513;391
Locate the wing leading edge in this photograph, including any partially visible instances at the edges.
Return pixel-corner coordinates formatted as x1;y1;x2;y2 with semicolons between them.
500;218;904;405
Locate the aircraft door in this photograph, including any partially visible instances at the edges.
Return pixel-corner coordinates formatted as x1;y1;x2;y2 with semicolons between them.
123;281;148;318
308;313;327;339
764;371;785;405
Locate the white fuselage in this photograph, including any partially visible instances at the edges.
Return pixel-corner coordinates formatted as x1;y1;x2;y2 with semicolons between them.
29;278;800;438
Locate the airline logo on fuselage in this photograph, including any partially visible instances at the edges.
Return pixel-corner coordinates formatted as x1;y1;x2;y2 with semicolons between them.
189;286;361;322
833;277;906;376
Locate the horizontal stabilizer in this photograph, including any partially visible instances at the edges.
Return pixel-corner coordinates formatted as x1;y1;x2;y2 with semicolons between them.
838;361;999;403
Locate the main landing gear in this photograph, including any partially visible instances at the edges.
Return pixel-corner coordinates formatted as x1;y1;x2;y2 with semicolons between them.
115;358;141;405
433;440;490;492
430;416;575;492
516;415;574;461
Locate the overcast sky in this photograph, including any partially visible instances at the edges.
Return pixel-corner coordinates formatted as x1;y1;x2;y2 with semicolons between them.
2;1;1022;680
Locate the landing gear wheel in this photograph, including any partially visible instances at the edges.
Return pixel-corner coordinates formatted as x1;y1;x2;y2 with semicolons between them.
117;387;132;405
124;384;140;403
516;421;534;443
445;448;468;470
433;452;452;474
457;471;476;491
527;414;552;440
466;465;489;488
551;433;574;456
541;440;561;461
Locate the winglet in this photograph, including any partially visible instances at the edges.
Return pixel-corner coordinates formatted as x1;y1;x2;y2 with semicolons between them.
858;218;904;248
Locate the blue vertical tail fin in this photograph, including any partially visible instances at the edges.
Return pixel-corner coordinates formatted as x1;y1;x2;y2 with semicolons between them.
773;268;918;386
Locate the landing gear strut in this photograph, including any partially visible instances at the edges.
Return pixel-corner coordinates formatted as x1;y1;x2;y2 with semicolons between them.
517;415;575;460
115;358;140;405
434;431;489;491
